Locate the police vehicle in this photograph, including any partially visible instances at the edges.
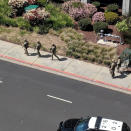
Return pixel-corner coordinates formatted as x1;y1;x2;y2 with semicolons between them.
57;116;130;131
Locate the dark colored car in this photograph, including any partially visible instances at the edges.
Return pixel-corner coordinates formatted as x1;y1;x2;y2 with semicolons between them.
57;116;130;131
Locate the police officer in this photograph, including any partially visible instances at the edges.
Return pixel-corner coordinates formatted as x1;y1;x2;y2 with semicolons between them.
116;56;122;73
50;44;60;60
23;39;29;56
36;41;42;57
109;59;117;78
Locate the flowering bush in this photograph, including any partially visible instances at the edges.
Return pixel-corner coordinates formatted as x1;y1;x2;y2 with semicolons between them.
92;12;105;23
8;0;28;8
69;7;90;21
85;3;97;16
62;1;97;20
8;0;37;8
23;8;50;22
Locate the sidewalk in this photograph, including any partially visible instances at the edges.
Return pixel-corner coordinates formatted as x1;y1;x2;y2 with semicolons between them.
0;40;131;94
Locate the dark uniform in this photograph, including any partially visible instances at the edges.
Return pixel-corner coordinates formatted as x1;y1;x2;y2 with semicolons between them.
116;57;122;73
23;40;29;56
109;61;116;78
50;44;60;60
36;41;42;57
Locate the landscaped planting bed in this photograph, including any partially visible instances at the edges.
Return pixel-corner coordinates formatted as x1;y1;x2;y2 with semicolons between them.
0;0;130;66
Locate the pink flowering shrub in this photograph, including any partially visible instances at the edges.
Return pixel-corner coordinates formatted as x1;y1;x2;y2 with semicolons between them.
92;12;105;23
85;3;97;16
69;8;90;20
23;8;50;21
62;1;97;20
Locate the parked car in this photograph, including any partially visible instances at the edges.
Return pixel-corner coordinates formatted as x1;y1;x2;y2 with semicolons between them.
57;116;130;131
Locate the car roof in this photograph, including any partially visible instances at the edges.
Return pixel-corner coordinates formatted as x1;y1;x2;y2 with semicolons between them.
88;116;123;131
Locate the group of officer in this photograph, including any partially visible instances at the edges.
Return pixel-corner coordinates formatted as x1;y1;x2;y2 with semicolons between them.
109;56;122;78
23;39;60;60
23;39;123;78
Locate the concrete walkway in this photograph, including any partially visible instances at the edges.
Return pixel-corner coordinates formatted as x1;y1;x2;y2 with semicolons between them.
0;40;131;94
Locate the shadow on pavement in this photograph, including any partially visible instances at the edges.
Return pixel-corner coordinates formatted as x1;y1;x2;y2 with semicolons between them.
115;72;128;79
29;53;38;56
41;54;51;58
59;57;67;61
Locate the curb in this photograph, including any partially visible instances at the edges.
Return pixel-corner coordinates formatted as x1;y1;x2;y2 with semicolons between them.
0;54;131;92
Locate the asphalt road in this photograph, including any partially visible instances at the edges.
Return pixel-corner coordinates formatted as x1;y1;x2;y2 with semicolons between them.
0;59;131;131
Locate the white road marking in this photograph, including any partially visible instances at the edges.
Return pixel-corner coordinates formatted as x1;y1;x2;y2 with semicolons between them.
0;81;3;83
47;94;72;104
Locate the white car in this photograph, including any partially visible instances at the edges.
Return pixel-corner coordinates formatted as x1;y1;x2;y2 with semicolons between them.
57;116;130;131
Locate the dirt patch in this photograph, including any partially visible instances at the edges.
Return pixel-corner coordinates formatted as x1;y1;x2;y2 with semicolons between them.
77;30;97;43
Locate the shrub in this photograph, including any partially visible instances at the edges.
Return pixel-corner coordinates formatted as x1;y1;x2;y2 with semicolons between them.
105;12;119;24
103;60;111;66
106;4;119;12
23;8;50;24
93;22;108;33
92;12;105;23
78;18;92;31
16;17;32;31
0;13;6;25
37;0;47;7
92;1;100;8
0;1;12;17
72;2;84;8
116;19;129;32
6;18;18;27
72;52;81;58
86;3;97;16
123;29;131;45
0;13;17;27
38;24;50;34
46;3;74;29
126;17;131;28
8;0;28;8
8;0;37;8
62;2;97;20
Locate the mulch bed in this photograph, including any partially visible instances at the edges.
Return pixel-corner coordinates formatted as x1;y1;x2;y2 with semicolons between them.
77;25;130;56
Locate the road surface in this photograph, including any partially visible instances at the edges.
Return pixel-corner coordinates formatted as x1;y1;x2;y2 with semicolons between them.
0;59;131;131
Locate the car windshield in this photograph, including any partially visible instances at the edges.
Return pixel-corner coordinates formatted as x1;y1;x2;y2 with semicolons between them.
75;118;90;131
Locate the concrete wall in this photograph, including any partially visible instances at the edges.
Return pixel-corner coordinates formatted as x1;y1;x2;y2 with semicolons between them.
122;0;131;16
